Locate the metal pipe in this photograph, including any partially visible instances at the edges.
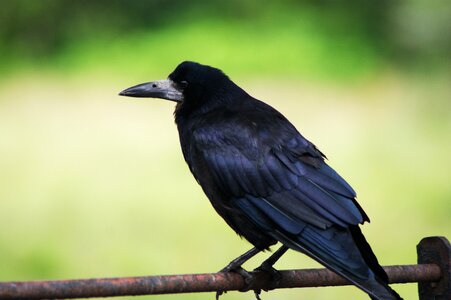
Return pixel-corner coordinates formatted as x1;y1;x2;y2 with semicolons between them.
0;264;441;299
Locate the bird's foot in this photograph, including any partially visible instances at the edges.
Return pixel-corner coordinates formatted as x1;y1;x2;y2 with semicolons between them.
253;262;282;292
216;265;258;300
215;290;226;300
247;263;281;300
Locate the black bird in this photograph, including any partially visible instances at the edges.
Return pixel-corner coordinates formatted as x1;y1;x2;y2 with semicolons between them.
119;61;402;300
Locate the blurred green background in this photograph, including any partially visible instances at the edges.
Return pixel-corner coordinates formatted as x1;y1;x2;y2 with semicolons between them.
0;1;450;299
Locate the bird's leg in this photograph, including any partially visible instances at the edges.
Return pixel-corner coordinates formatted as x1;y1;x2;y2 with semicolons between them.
216;247;261;300
257;245;288;274
220;246;261;272
253;245;289;298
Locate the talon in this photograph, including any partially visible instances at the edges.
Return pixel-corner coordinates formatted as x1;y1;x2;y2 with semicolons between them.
254;289;262;300
217;265;257;293
234;267;255;292
254;263;281;291
216;290;226;300
215;247;262;298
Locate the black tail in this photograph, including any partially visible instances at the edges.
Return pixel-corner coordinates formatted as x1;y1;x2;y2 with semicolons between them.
272;225;402;300
350;226;403;300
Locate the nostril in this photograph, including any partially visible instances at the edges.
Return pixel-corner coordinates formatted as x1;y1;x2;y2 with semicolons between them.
152;83;157;88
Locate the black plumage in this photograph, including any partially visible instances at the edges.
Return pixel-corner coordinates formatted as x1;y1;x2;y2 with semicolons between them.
119;61;402;300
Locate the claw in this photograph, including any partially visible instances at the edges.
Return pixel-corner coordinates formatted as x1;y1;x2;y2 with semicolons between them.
236;267;255;292
216;290;226;300
215;247;262;299
254;289;262;300
216;266;257;298
254;262;281;291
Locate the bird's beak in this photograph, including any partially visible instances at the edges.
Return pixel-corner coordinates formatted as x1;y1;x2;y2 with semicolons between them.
118;79;184;102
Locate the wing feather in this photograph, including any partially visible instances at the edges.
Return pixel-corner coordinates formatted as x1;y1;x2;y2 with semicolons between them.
192;121;366;229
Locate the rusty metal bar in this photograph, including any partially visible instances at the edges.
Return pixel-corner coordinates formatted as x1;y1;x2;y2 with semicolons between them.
0;236;449;299
0;264;442;300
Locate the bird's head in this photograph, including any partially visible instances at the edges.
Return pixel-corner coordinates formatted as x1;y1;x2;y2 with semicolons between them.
119;61;245;110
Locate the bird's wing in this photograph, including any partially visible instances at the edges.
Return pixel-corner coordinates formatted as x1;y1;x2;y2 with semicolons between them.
190;111;402;299
191;120;399;296
192;118;369;232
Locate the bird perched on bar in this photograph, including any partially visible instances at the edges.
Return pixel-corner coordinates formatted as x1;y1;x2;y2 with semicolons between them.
119;61;402;300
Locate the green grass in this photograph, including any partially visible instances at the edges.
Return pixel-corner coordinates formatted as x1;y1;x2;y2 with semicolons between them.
0;72;449;299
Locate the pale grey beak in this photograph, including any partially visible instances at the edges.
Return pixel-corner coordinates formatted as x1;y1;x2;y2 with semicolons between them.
119;79;184;102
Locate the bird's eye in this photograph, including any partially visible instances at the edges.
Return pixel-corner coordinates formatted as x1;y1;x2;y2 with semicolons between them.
179;80;188;88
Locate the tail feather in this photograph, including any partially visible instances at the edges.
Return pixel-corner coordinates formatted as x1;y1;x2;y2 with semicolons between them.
350;226;402;300
271;225;402;300
234;195;402;299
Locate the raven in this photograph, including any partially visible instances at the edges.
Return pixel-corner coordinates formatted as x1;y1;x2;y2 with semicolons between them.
119;61;402;300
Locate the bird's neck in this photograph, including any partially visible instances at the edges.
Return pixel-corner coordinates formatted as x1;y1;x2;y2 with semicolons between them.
174;83;250;125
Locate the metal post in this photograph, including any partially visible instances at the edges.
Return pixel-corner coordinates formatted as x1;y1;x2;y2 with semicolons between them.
417;236;450;300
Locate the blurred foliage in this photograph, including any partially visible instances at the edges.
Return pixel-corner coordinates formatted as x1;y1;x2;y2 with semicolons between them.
0;0;450;79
